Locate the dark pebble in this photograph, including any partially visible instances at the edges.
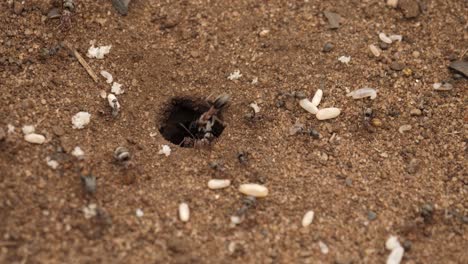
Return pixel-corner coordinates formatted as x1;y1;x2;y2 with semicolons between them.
448;60;468;77
399;0;420;18
13;1;24;15
402;240;412;251
390;61;405;71
322;42;334;53
421;203;434;220
367;211;377;221
379;42;389;50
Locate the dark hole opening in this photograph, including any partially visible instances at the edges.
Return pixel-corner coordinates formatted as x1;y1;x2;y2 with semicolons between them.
159;98;225;147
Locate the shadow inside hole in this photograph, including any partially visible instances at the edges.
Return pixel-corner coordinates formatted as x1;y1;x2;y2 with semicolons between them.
159;98;225;147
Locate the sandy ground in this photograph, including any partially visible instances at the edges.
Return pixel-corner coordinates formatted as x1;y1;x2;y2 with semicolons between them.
0;0;467;263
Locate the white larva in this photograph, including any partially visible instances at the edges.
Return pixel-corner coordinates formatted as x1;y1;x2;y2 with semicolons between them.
369;44;381;57
316;108;341;120
386;247;404;264
346;87;377;100
389;34;403;42
379;33;393;44
301;210;315;227
385;236;401;250
100;70;113;83
24;133;46;144
398;125;412;134
179;203;190;222
208;179;231;190
311;89;323;107
299;99;319;115
239;184;268;197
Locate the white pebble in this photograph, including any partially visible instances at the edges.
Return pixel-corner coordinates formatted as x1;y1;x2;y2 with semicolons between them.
316;108;341;120
100;70;113;83
158;145;171;156
99;90;107;99
208;179;231;190
379;33;393;44
24;133;46;144
72;112;91;129
346;87;377;100
83;203;97;219
398;125;412;134
369;44;381;57
7;124;15;134
311;89;323;107
230;215;242;225
318;241;329;254
299;99;319;115
301;210;315;227
389;34;403;42
387;247;404;264
386;0;398;8
259;29;270;37
46;156;59;170
239;183;268;197
111;82;124;95
72;146;85;159
21;125;35;135
135;208;144;218
338;56;351;64
107;94;121;109
87;45;112;59
251;77;258;84
386;236;401;250
228;70;242;80
178;203;190;222
249;102;260;113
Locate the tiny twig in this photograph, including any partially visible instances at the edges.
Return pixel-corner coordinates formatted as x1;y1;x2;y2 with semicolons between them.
63;41;98;83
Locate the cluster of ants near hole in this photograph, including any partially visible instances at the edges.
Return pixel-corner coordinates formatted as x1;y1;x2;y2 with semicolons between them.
159;94;230;148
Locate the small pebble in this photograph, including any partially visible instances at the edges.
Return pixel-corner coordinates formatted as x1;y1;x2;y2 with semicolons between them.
207;179;231;190
402;240;412;251
83;204;97;219
398;124;412;134
316;108;341;120
302;210;315;227
323;11;341;29
410;109;422;116
24;133;46;144
136;208;144;218
367;211;377;221
371;118;383;127
379;42;390;50
239;183;268;197
22;125;35;135
338;56;351;64
322;42;334;52
158;145;171;156
111;82;124;95
412;51;420;58
386;0;399;8
7;124;15;134
402;68;412;76
179;203;190;222
46;157;59;170
390;62;405;71
72;112;91;129
72;146;85;159
259;29;270;37
249;102;260;113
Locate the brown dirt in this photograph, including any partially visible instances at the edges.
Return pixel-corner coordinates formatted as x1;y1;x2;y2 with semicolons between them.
1;0;467;263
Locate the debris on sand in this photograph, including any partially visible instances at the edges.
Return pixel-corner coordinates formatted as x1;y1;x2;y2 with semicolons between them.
81;174;96;195
302;210;315;227
386;236;404;264
208;179;231;190
107;94;121;117
398;124;412;134
158;145;171;156
323;11;342;29
433;82;453;91
111;82;124;95
379;33;393;44
448;60;468;77
346;87;377;100
22;125;35;135
7;124;15;134
178;203;190;222
46;157;59;170
239;183;268;197
72;146;85;159
322;42;334;53
100;70;113;83
87;45;112;59
72;112;91;129
338;56;351;64
228;70;242;80
135;208;144;218
83;204;98;219
249;102;260;114
24;133;46;144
